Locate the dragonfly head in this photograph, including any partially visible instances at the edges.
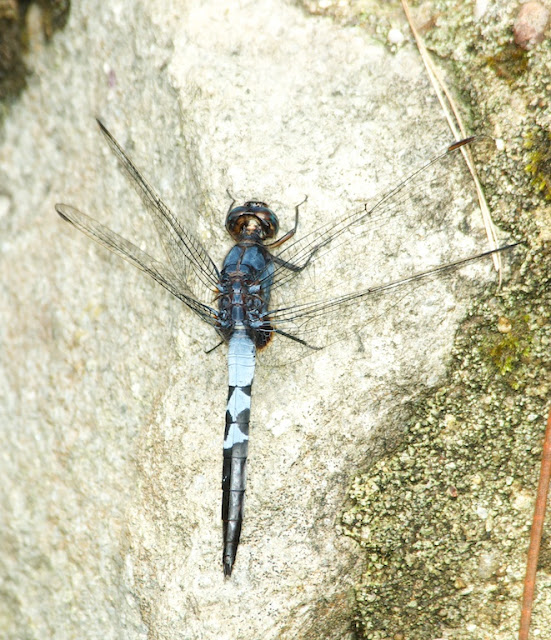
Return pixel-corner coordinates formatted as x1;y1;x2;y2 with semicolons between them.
225;201;279;242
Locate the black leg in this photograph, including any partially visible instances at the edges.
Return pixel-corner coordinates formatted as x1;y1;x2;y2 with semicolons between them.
273;327;321;349
273;254;303;272
205;339;225;355
226;188;237;215
267;195;307;249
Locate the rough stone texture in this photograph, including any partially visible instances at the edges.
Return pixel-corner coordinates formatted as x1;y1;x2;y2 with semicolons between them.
513;1;550;50
302;0;551;638
0;1;529;640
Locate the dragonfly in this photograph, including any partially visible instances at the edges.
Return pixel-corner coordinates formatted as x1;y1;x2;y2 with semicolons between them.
55;119;517;577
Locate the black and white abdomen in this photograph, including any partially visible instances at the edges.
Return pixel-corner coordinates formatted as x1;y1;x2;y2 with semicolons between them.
222;329;255;576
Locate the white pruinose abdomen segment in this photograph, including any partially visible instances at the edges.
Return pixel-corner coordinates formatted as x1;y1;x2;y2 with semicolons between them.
222;328;256;577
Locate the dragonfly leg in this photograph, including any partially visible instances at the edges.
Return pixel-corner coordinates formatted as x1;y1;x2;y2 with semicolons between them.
205;339;225;355
273;327;322;349
272;228;322;272
225;188;237;214
273;254;304;272
266;195;308;249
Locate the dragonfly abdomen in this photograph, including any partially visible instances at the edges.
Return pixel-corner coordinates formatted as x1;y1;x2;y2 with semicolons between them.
222;328;256;577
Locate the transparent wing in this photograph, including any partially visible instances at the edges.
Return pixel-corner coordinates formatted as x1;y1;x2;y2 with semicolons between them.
270;137;490;293
260;136;517;364
56;203;219;327
266;244;516;354
95;119;221;302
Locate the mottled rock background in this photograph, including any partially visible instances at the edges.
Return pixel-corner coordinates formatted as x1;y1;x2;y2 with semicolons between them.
0;1;549;639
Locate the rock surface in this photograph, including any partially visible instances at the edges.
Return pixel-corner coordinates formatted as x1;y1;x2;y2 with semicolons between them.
513;1;550;49
0;1;509;639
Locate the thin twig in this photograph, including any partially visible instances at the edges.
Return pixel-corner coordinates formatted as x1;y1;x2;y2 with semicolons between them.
400;0;502;278
518;405;551;640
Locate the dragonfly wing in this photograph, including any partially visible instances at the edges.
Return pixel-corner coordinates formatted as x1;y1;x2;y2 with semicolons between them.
259;135;509;366
263;243;518;365
56;204;219;326
96;119;220;302
270;136;494;293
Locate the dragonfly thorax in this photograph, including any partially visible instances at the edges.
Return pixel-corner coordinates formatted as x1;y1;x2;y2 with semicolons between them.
216;242;274;349
225;201;279;242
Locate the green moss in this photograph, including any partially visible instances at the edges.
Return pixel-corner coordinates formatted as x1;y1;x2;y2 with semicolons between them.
303;2;551;637
342;274;551;638
483;43;529;84
486;313;533;382
524;129;551;201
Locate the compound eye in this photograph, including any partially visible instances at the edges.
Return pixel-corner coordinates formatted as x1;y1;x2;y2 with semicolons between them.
225;202;279;240
225;206;247;239
246;204;278;239
257;209;279;239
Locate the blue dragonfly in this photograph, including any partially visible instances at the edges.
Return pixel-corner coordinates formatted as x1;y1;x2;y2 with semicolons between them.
55;120;517;576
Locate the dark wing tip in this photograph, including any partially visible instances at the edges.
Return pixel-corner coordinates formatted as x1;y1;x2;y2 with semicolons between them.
447;136;477;152
95;117;107;132
55;203;71;221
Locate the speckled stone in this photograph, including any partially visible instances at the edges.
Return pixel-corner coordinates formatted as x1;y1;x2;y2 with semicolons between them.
513;1;550;50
